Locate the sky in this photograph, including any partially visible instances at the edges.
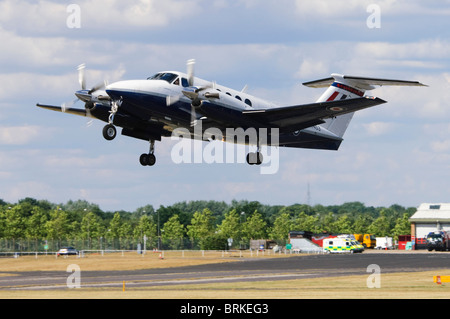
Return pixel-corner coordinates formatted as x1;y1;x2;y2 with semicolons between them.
1;0;450;212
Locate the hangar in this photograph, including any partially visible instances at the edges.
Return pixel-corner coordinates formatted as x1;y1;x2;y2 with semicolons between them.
410;203;450;243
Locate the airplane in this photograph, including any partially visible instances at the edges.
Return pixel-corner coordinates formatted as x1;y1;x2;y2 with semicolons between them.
37;59;426;167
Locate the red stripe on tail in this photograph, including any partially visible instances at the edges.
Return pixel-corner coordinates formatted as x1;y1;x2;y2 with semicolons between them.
326;91;339;101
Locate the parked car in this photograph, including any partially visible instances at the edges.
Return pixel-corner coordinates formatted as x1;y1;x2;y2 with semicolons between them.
57;247;78;256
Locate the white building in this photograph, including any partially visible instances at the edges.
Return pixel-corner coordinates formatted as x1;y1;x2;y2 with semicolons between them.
409;203;450;239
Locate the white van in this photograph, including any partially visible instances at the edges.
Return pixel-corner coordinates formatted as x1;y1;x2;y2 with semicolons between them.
323;238;363;254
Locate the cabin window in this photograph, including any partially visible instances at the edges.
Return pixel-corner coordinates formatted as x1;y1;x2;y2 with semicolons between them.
235;95;242;101
245;98;252;107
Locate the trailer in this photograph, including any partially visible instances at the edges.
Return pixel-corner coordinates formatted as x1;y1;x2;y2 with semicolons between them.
375;237;394;250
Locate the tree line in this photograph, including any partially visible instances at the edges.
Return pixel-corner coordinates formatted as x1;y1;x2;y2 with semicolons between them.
0;198;415;250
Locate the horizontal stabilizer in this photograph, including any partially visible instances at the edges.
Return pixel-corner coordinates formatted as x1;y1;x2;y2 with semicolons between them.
36;103;88;117
243;96;386;132
303;74;427;90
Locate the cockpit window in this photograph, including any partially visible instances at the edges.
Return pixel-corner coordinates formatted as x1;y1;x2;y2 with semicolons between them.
181;78;189;87
147;72;179;84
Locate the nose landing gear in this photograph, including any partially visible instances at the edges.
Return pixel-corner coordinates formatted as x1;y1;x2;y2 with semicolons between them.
102;124;117;141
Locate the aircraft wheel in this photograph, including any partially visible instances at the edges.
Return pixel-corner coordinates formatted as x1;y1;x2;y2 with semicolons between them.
103;124;117;141
139;153;156;166
246;152;263;165
147;154;156;166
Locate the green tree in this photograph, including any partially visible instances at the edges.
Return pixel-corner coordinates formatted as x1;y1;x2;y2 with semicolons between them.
320;212;337;233
45;207;70;242
242;211;267;240
269;212;293;240
80;212;104;248
162;215;185;249
25;206;49;245
353;215;373;234
333;215;354;234
391;213;411;239
292;212;320;233
217;209;240;240
108;212;123;239
187;208;216;248
368;210;390;237
134;215;157;238
3;206;25;239
134;215;157;249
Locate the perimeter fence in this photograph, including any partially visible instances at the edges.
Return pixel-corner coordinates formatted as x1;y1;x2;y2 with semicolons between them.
0;238;289;254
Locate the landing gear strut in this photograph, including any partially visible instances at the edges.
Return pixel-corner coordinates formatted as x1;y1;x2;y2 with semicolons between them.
246;137;263;166
139;139;156;166
102;98;122;141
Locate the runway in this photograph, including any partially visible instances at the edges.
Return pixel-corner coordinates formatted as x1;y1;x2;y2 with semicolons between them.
1;252;449;290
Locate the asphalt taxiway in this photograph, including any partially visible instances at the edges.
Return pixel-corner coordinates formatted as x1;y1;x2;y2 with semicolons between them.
1;251;449;290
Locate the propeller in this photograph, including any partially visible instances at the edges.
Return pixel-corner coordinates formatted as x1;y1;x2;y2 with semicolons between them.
166;59;219;126
75;63;109;102
60;64;110;122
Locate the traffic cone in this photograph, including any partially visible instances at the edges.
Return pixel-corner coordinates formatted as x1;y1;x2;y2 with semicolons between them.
437;276;442;285
159;252;164;260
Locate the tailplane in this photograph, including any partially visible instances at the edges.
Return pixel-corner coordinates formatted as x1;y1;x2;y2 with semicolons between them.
303;74;426;137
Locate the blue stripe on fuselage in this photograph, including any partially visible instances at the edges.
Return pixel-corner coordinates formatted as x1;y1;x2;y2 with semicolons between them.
106;89;192;125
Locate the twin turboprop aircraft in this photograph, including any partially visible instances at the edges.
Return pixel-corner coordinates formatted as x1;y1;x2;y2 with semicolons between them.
37;60;426;167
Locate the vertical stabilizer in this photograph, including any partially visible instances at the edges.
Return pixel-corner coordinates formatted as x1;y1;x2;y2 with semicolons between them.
303;73;426;138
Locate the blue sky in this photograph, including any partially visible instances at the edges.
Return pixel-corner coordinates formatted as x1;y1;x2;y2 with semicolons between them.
1;0;450;211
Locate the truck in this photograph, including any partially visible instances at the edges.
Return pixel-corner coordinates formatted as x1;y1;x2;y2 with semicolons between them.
426;231;450;251
353;234;376;249
323;237;364;254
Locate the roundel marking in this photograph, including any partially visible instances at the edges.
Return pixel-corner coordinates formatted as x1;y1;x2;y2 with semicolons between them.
328;106;346;112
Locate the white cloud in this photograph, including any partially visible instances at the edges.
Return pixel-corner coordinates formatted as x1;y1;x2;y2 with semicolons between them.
0;126;50;145
362;122;395;136
0;0;202;35
430;140;450;153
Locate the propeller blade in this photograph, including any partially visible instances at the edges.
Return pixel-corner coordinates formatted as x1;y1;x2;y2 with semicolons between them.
166;95;180;106
190;105;197;127
88;81;106;94
77;63;86;90
187;59;195;87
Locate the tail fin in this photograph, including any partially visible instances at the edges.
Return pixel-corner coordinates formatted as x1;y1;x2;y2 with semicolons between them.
303;74;426;137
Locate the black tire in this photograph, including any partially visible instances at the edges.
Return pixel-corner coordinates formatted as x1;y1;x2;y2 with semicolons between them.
139;154;156;166
139;154;149;166
147;154;156;166
246;152;263;165
103;124;117;141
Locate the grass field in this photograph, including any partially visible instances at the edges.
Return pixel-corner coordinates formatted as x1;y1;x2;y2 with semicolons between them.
1;251;450;299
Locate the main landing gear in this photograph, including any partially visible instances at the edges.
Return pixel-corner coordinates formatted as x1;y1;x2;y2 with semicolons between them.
246;137;263;166
101;123;157;167
139;140;156;166
246;151;263;165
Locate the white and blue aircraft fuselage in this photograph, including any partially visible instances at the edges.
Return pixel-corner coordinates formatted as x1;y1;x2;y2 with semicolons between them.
37;60;426;167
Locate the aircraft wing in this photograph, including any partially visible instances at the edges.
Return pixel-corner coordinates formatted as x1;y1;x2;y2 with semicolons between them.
36;103;88;117
242;97;386;132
